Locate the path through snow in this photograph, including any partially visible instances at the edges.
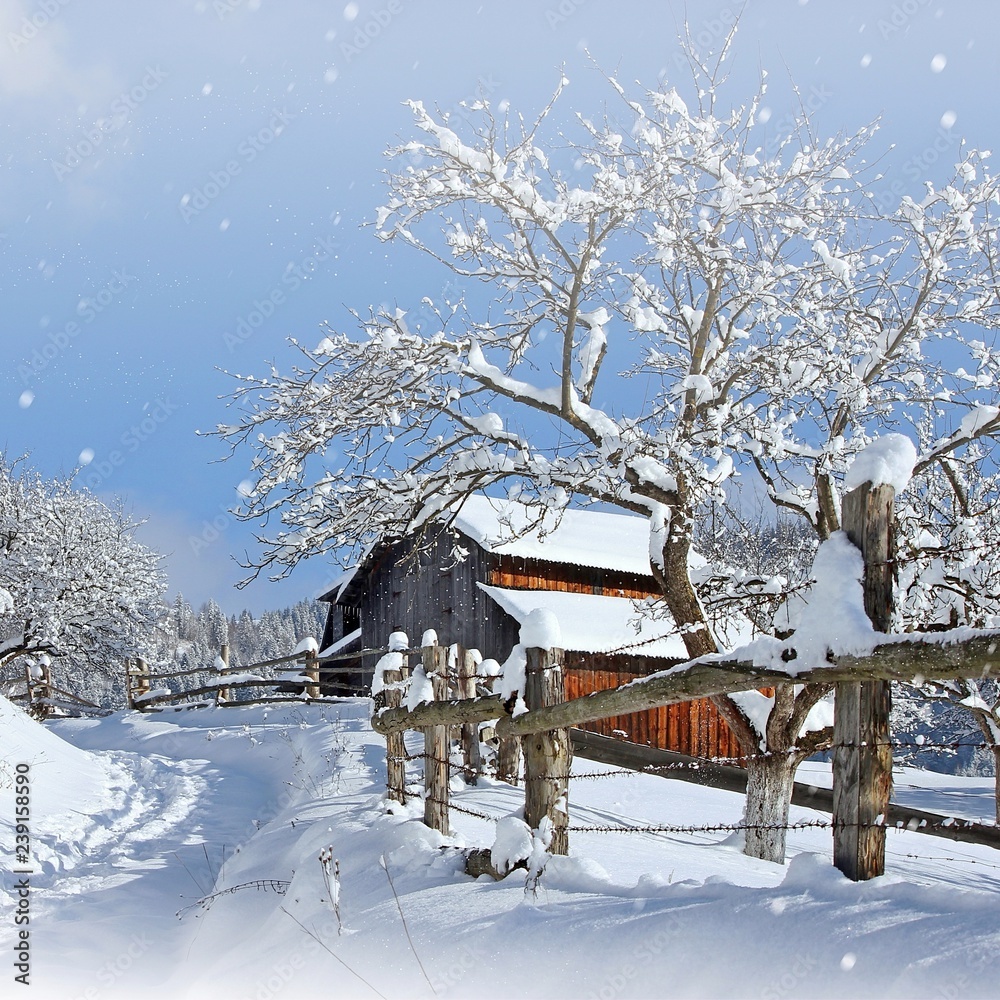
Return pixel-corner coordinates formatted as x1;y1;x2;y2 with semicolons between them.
2;697;999;998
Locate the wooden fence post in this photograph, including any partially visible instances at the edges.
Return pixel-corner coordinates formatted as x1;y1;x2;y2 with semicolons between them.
381;640;410;805
423;639;451;835
497;717;522;786
124;657;132;707
25;663;51;720
134;656;150;711
40;664;52;719
833;481;895;881
216;643;231;706
458;647;482;784
304;647;320;700
523;646;571;856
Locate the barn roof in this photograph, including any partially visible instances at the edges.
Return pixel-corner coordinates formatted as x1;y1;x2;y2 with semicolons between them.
453;494;655;577
320;495;661;605
478;583;688;660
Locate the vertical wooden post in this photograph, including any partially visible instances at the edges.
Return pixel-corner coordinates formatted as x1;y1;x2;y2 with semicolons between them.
26;663;51;719
382;644;409;806
458;647;482;784
305;647;321;700
40;664;52;719
522;646;571;856
497;736;522;785
423;640;450;835
216;643;231;706
24;664;39;719
124;657;134;709
834;481;895;881
134;656;150;711
497;666;523;786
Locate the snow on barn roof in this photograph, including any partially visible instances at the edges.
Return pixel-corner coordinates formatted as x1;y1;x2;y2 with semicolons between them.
321;495;665;605
453;494;654;576
478;584;689;660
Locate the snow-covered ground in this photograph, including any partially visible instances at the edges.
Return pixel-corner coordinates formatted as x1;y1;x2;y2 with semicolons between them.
2;695;999;999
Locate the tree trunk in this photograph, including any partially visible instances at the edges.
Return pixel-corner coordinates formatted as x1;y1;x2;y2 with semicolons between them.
651;495;718;661
744;752;797;864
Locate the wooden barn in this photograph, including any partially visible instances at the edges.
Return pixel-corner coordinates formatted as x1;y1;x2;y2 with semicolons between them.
319;494;744;760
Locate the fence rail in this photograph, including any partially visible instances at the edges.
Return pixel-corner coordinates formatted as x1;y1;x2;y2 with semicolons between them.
7;663;107;719
124;639;388;712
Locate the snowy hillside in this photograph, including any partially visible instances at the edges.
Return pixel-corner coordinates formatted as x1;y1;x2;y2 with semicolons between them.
2;695;999;998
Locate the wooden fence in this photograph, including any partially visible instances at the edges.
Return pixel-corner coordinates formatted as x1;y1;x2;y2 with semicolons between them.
7;662;105;719
370;480;1000;882
124;641;390;711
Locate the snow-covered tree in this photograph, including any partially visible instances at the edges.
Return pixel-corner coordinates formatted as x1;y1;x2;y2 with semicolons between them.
215;33;1000;861
888;432;1000;813
0;457;165;692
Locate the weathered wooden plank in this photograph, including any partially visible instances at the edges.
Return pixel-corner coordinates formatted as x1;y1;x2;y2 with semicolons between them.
374;630;1000;738
304;648;321;700
133;656;150;708
458;647;482;783
423;643;451;834
496;728;522;785
381;648;408;804
522;647;571;856
834;482;895;882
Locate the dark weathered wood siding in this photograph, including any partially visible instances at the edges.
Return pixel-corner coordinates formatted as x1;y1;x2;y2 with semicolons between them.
352;533;519;657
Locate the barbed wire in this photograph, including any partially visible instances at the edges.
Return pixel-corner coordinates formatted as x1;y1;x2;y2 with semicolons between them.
567;818;833;835
897;852;1000;871
425;797;502;824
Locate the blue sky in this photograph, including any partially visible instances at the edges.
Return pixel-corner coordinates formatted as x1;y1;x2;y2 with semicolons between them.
0;0;994;614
